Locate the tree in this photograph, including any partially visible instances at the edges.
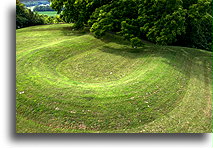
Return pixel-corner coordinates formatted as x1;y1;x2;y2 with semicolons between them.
89;0;139;38
183;0;212;51
51;0;113;29
50;0;212;51
138;0;187;45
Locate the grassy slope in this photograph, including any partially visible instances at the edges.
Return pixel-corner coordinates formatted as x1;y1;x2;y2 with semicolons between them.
37;11;58;16
16;24;212;133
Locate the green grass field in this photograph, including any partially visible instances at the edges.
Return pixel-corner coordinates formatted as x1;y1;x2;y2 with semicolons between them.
36;11;58;16
16;24;212;133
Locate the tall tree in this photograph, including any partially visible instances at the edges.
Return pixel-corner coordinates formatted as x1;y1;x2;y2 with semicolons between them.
51;0;212;51
51;0;113;29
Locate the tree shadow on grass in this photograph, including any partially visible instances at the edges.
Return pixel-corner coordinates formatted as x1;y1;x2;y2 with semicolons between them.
61;26;90;37
99;38;212;87
99;41;212;132
18;24;89;37
99;44;156;59
99;32;154;46
97;32;160;59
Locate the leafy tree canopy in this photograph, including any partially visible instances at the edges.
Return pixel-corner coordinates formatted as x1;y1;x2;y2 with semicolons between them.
51;0;212;51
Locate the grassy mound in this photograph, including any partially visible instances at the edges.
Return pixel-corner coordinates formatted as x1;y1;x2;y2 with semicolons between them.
16;24;212;133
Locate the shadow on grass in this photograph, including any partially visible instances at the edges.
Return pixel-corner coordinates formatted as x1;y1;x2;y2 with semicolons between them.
99;45;156;59
61;26;90;37
98;32;212;80
98;36;212;80
18;24;90;37
98;42;212;132
99;37;212;113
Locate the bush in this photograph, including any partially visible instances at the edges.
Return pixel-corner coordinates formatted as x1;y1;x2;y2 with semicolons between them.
49;0;213;51
130;37;144;48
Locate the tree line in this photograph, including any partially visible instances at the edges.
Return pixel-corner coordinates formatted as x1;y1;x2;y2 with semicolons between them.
20;0;50;7
16;0;62;29
51;0;212;51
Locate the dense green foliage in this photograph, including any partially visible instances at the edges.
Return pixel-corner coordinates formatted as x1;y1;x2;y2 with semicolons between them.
182;0;212;50
51;0;212;51
138;0;187;45
16;24;212;133
51;0;112;29
16;0;63;29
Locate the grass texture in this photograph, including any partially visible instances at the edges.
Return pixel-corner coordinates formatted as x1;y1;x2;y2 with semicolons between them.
16;24;212;133
37;11;58;16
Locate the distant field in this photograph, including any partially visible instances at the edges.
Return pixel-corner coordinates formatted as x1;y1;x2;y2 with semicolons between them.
36;11;58;16
16;24;212;133
21;0;49;7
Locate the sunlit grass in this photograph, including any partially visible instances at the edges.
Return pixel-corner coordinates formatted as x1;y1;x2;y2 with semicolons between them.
36;11;58;16
16;24;212;133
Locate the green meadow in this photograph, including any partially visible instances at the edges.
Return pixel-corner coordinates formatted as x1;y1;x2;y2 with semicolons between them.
16;24;212;133
36;11;58;16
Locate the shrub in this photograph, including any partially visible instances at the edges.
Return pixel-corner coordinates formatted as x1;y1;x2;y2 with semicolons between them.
130;37;144;48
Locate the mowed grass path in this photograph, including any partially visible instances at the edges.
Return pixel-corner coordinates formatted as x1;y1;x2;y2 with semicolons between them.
16;24;212;133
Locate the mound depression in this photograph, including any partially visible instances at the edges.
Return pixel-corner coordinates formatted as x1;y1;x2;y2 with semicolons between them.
16;24;212;133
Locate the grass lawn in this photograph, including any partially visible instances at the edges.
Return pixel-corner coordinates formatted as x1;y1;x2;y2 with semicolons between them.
36;11;58;16
16;24;212;133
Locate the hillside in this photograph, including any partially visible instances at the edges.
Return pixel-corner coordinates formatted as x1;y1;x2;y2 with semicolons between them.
20;0;50;7
16;24;212;133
